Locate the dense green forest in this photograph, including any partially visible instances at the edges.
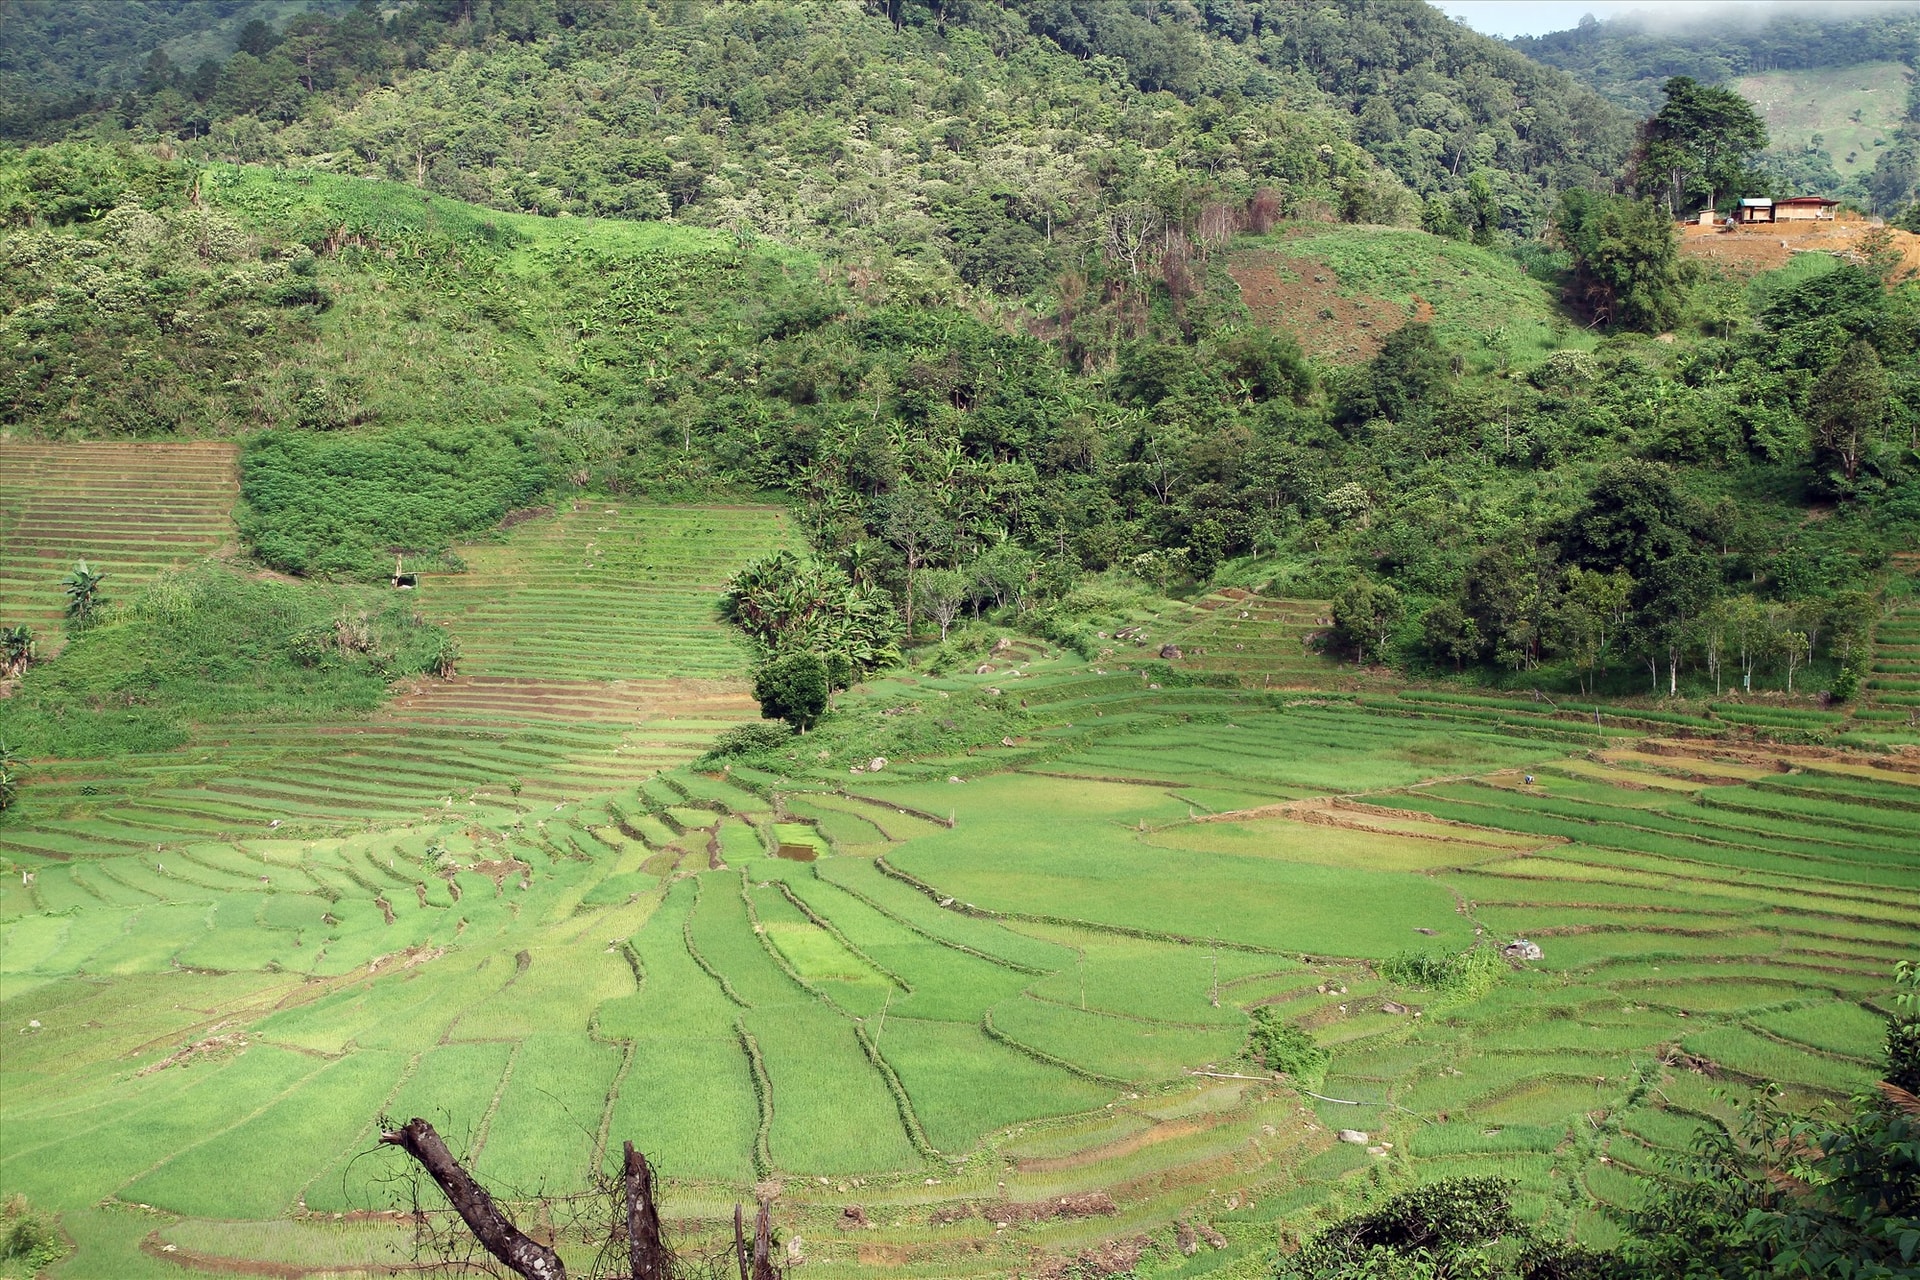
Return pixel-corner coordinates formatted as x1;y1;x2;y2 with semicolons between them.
4;129;1915;714
1;0;1632;283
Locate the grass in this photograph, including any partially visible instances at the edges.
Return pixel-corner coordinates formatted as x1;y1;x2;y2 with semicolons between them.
876;1018;1110;1152
1225;224;1593;369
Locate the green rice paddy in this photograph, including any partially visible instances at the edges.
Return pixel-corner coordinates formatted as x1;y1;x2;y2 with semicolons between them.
2;449;1913;1278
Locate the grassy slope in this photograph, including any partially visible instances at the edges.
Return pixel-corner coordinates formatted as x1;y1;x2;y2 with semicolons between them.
1223;224;1591;368
1732;61;1915;176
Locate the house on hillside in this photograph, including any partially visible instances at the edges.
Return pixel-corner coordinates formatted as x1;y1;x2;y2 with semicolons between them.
1775;195;1840;221
1729;195;1840;224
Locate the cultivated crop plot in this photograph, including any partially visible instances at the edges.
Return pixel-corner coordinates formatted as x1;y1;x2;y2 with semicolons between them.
0;441;239;651
3;639;1911;1276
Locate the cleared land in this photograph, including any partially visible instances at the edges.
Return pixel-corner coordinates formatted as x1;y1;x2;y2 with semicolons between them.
1224;223;1594;366
1731;61;1915;177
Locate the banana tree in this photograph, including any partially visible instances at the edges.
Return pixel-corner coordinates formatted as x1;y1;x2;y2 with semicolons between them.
61;560;107;626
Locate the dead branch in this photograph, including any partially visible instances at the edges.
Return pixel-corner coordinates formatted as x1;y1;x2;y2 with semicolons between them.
381;1117;568;1280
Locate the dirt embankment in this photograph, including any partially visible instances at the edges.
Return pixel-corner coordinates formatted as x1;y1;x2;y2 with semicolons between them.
1679;216;1920;279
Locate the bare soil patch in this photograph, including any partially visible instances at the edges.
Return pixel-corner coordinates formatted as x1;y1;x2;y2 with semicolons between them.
1226;252;1412;360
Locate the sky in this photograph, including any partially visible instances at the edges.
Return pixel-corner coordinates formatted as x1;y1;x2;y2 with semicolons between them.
1431;0;1919;39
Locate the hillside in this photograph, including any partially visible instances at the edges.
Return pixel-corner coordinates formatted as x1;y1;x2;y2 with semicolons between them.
0;0;1633;288
3;5;1920;1277
1732;60;1915;178
1516;6;1920;211
1513;6;1920;119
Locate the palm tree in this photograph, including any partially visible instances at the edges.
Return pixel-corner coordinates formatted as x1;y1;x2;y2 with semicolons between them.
61;560;107;627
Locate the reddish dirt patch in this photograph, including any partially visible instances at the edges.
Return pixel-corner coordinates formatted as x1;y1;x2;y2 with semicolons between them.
1679;217;1920;280
1226;252;1414;361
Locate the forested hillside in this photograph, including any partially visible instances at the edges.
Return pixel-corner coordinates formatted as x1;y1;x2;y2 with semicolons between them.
1517;7;1920;213
1;0;1632;291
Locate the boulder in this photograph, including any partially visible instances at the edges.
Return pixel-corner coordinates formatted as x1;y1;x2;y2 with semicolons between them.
1159;643;1183;659
1338;1129;1368;1145
1503;938;1543;961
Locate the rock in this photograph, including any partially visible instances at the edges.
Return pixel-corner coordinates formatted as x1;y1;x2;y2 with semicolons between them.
1366;1145;1387;1156
869;757;886;772
786;1234;804;1265
1000;737;1016;747
1159;643;1183;659
974;663;994;674
840;1204;871;1229
1382;1001;1409;1015
1503;938;1544;961
1338;1129;1368;1145
1414;927;1437;935
1176;1221;1200;1256
994;637;1013;651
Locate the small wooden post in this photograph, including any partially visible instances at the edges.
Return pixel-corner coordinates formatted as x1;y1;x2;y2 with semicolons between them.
733;1204;750;1280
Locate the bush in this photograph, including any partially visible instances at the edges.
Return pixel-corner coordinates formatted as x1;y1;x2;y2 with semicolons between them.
1380;945;1504;1001
0;1195;63;1274
1247;1008;1330;1089
1282;1177;1613;1279
695;721;793;767
238;426;552;580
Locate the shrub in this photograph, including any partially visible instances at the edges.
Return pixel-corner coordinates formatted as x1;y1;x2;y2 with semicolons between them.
0;1196;63;1274
238;426;551;580
1247;1008;1330;1089
695;722;793;767
1381;945;1504;1001
1282;1177;1613;1279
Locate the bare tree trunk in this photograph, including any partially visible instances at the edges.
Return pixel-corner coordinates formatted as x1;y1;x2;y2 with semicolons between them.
752;1201;776;1280
734;1205;750;1280
624;1142;668;1280
380;1118;567;1280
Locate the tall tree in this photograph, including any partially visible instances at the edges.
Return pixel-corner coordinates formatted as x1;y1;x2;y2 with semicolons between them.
1808;339;1890;485
1554;191;1686;332
1635;75;1768;215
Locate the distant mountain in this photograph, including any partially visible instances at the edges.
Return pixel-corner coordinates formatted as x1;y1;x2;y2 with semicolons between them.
1517;6;1920;209
1513;6;1920;118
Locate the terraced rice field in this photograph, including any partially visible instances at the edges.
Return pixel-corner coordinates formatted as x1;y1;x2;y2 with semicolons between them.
0;440;239;651
1;453;1913;1276
5;636;1911;1277
1863;602;1920;736
1159;588;1331;685
412;501;801;680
